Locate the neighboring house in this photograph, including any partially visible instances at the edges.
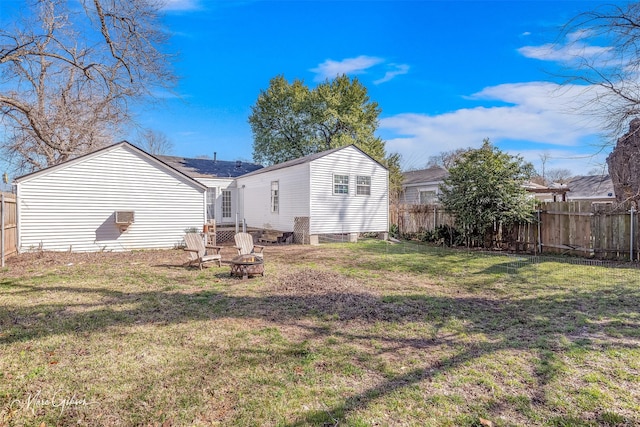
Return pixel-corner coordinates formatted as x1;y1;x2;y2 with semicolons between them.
235;145;389;244
14;142;388;252
565;175;616;202
401;166;580;205
522;181;569;202
401;166;449;204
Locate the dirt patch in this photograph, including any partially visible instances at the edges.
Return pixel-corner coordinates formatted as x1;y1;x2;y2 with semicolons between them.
263;269;426;322
268;269;365;295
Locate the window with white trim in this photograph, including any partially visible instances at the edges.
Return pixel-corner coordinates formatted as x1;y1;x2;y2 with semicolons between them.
356;175;371;196
333;174;349;195
222;190;232;218
271;181;279;213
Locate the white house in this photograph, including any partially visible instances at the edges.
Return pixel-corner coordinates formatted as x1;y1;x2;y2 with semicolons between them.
236;145;389;243
14;142;210;252
14;142;388;252
155;153;262;227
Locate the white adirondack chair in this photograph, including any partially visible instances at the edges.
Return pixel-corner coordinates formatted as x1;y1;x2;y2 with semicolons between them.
183;232;222;269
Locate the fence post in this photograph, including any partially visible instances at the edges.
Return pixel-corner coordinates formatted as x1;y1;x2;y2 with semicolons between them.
433;205;437;230
536;209;542;255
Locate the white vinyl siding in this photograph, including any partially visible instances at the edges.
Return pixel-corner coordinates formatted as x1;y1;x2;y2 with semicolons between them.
17;144;206;252
309;146;388;235
236;162;310;232
237;145;388;236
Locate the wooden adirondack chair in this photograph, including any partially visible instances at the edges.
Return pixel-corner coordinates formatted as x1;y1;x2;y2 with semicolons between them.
183;232;222;269
234;232;264;259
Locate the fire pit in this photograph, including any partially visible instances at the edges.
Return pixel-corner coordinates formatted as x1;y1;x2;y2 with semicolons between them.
229;254;264;279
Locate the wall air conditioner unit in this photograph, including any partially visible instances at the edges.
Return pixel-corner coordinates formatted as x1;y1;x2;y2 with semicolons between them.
115;211;135;224
115;211;135;232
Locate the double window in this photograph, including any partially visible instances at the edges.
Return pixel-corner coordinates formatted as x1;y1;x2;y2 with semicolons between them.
334;174;371;196
271;181;279;213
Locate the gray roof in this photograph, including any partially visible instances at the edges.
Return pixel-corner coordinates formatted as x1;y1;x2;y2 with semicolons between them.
156;155;263;179
566;175;615;199
402;166;449;186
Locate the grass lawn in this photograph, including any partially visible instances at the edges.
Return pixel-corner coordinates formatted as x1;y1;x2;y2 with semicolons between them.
1;241;639;426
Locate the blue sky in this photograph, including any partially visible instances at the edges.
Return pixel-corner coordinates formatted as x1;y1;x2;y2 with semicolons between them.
145;0;618;175
1;0;627;178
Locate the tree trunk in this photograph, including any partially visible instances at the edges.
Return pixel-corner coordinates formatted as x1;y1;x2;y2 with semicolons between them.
607;119;640;207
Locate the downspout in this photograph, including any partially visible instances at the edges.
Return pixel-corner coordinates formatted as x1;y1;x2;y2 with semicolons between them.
235;185;239;234
14;182;19;255
242;185;246;233
537;208;542;255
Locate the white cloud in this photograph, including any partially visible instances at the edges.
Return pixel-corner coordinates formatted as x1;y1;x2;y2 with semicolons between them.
310;56;384;82
374;63;410;85
518;43;610;63
380;82;608;173
161;0;202;11
518;30;610;65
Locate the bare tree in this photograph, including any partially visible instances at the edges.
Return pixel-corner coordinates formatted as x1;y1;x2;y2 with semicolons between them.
426;148;469;170
561;3;640;204
135;129;174;155
538;152;550;183
0;0;175;173
545;168;573;185
562;3;640;136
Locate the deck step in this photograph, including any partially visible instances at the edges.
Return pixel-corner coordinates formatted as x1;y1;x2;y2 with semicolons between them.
259;232;283;244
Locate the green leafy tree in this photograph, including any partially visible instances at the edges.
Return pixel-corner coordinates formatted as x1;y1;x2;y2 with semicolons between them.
248;74;402;193
248;75;314;165
439;139;535;247
307;75;383;155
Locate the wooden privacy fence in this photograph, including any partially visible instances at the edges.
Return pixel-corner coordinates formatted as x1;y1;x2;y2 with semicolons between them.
391;203;454;234
535;201;640;260
392;201;640;261
1;192;18;266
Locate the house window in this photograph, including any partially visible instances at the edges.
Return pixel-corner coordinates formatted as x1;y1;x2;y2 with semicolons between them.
356;176;371;196
222;190;232;218
271;181;279;213
334;174;349;195
206;188;216;221
419;190;437;204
